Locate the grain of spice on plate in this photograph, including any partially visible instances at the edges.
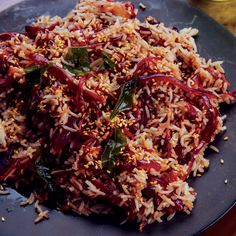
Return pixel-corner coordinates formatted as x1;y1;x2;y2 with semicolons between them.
223;136;229;141
0;185;9;195
139;2;146;10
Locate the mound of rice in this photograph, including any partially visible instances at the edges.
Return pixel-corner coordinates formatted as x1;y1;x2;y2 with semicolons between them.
0;0;235;230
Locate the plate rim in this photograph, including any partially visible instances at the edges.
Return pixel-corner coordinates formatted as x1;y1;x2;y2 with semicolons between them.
0;1;235;235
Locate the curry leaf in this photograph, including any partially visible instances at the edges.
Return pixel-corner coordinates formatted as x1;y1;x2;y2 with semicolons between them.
35;165;54;192
64;47;90;73
24;64;50;87
63;64;86;76
24;65;41;74
99;52;116;70
102;128;127;173
110;79;137;120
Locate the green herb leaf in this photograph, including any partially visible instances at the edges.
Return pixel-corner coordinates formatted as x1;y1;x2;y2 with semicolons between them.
35;165;54;192
99;52;116;70
64;47;90;74
63;64;87;76
24;65;41;74
110;79;137;120
24;64;50;87
102;128;127;173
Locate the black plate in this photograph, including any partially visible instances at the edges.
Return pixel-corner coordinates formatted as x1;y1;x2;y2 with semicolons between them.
0;1;236;236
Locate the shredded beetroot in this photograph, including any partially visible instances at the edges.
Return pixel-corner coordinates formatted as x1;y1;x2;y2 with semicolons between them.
186;141;206;178
83;89;105;104
48;66;77;89
135;57;162;76
149;176;168;188
0;52;15;89
124;2;136;19
227;91;236;99
0;74;13;88
25;25;46;39
0;32;17;41
30;54;104;108
186;102;198;121
138;73;217;98
200;96;219;143
191;73;203;89
31;53;48;66
0;157;33;182
50;128;72;156
137;26;152;41
206;67;230;87
166;129;172;158
137;160;161;172
25;22;59;39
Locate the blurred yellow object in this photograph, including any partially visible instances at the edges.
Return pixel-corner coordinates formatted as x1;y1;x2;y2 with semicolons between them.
189;0;236;36
206;0;232;2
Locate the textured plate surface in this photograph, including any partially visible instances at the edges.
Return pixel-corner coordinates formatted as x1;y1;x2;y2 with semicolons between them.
0;1;236;236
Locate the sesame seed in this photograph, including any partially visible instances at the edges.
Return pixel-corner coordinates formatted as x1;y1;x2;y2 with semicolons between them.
1;217;5;222
223;136;229;141
224;179;228;184
139;3;146;10
220;159;224;165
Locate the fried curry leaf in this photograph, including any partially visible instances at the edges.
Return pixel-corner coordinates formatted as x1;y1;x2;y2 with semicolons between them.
24;64;50;87
63;64;88;76
99;52;116;70
63;49;115;74
110;79;137;119
102;128;127;173
64;47;90;74
35;165;54;192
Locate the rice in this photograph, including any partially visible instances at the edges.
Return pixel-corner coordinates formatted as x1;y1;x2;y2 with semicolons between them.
0;0;235;231
34;201;49;224
209;145;220;153
0;190;9;195
20;193;35;207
